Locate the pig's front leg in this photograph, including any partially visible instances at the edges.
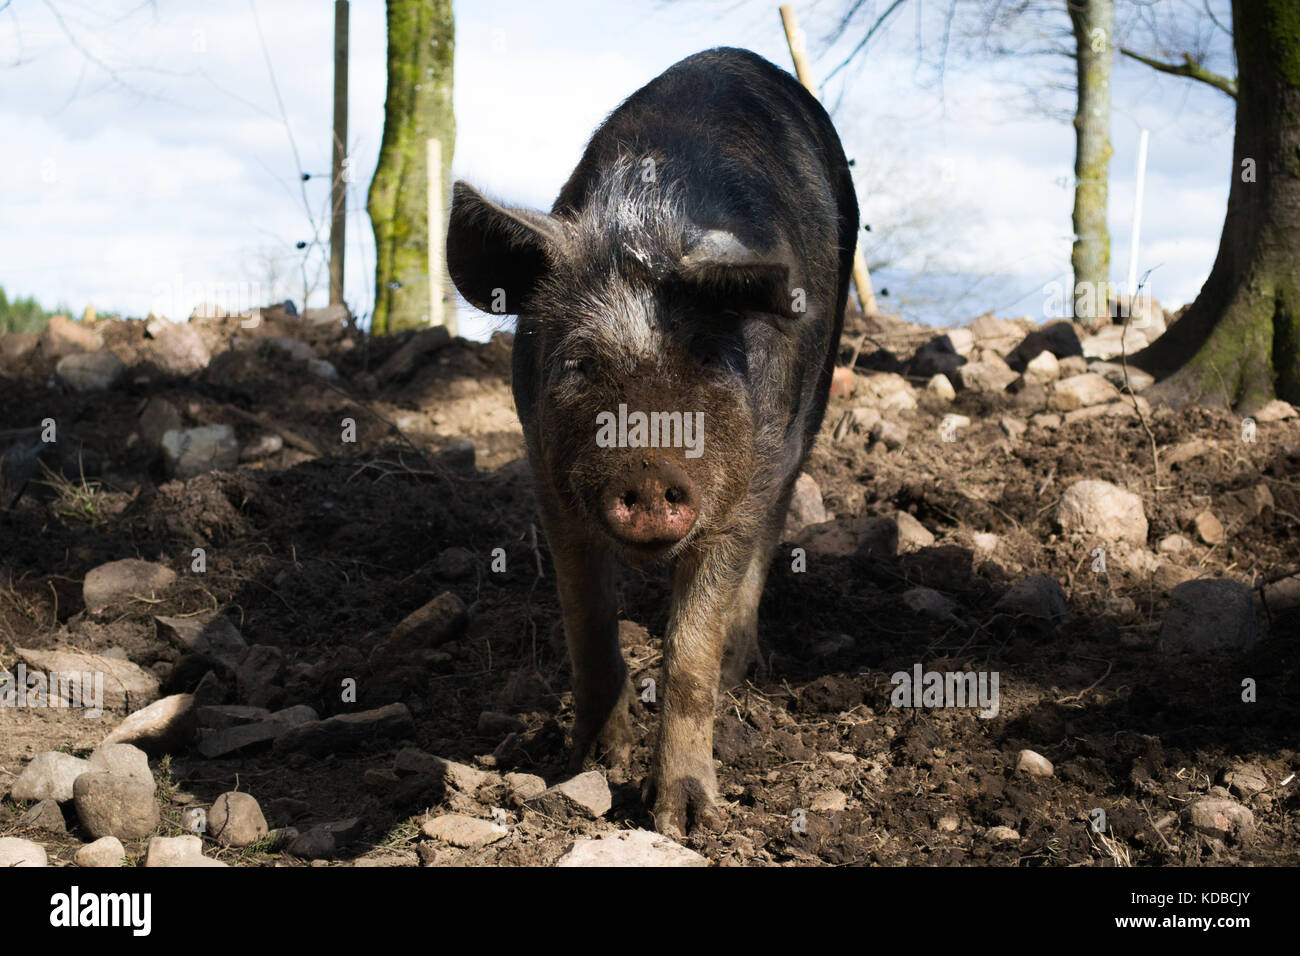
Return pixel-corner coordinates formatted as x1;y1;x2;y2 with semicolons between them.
543;510;636;775
646;541;749;836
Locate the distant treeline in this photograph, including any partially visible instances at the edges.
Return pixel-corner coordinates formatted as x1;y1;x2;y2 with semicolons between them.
0;287;61;334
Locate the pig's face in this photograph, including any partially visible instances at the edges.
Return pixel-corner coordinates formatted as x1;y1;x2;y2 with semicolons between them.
447;169;797;564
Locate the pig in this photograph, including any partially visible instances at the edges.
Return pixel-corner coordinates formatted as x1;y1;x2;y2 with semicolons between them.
446;47;858;836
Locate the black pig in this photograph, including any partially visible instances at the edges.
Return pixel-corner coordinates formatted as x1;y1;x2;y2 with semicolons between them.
447;47;858;835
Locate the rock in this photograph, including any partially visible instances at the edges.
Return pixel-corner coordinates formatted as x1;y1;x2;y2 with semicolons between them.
1252;399;1297;423
307;357;338;379
235;645;285;708
809;789;848;812
477;710;525;736
155;613;247;674
972;532;1000;553
1030;412;1061;430
87;744;154;791
797;515;897;559
1080;325;1149;360
148;322;211;374
969;313;1020;350
985;826;1021;842
393;749;489;791
15;647;159;711
145;835;227;867
161;425;239;479
1193;510;1225;545
1160;579;1257;652
1021;350;1060;384
239;433;284;462
262;336;317;361
785;473;827;534
937;813;960;832
526;771;612;820
302;303;349;336
871;419;909;450
825;751;857;769
19;799;67;832
1016;749;1055;776
9;751;91;803
556;828;707;867
56;349;125;391
999;416;1026;439
1223;484;1274;524
136;396;183;448
955;360;1017;393
73;772;160;840
1158;534;1193;554
0;331;39;365
378;326;451;382
84;559;177;616
505;772;548;804
1048;373;1121;411
857;372;917;411
1164;438;1212;467
996;574;1069;624
1057;355;1088;377
1186;794;1254;841
895;512;935;552
387;592;468;653
287;827;336;860
209;792;269;847
75;836;126;868
909;334;966;378
196;715;302;758
421;813;507;848
1088;361;1155;392
1222;765;1268;799
903;587;956;620
0;837;48;867
925;373;956;402
434;547;476;580
1062;397;1150;425
40;314;103;358
100;693;197;755
1055;480;1148;545
272;702;415;757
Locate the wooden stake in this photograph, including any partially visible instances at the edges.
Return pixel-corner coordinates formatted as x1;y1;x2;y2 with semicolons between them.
778;3;879;317
329;0;349;307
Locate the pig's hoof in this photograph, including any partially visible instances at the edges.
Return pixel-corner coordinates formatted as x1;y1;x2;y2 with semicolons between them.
644;775;723;837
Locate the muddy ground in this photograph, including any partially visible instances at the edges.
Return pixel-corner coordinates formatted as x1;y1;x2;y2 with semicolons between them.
1;306;1297;866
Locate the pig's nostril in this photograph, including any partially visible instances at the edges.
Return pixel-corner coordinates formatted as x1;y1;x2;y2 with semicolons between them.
665;487;684;505
621;491;638;508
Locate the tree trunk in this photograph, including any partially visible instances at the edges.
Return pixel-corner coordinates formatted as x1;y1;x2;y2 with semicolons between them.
1133;0;1300;411
1068;0;1114;330
368;0;455;335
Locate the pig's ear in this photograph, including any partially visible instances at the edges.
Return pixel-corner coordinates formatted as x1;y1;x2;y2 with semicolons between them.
447;181;563;315
678;230;793;320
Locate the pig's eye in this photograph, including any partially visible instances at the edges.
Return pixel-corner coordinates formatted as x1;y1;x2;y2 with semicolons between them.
700;345;747;378
561;357;588;377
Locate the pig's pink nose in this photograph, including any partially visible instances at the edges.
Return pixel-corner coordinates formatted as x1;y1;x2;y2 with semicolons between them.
602;461;698;546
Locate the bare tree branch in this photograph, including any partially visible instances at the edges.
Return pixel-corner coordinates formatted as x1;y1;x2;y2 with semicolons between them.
1119;46;1237;98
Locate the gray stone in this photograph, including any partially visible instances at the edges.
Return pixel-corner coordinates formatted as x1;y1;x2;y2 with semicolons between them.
895;511;934;551
504;772;547;804
1055;480;1148;545
40;314;103;358
19;799;67;833
57;349;125;391
208;792;269;847
785;473;827;534
145;835;228;867
0;837;48;867
1186;794;1255;841
161;425;239;479
235;644;285;708
272;702;415;757
387;592;468;653
84;559;177;616
148;322;211;375
996;574;1069;624
925;373;956;402
155;612;247;674
9;751;90;803
421;813;507;848
1161;579;1257;652
955;360;1017;393
73;772;160;840
1048;373;1121;410
985;826;1021;842
87;743;154;791
1015;749;1055;776
525;771;611;820
557;829;707;867
100;693;197;755
75;836;126;868
196;704;271;729
1088;361;1154;392
393;748;489;792
286;827;335;860
903;587;956;620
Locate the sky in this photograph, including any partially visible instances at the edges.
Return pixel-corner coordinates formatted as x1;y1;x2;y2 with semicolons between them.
0;0;1238;339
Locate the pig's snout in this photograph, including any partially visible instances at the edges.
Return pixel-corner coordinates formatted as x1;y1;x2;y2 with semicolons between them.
602;459;698;546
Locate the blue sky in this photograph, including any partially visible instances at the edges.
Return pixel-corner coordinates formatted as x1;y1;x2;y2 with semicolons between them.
0;0;1236;338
